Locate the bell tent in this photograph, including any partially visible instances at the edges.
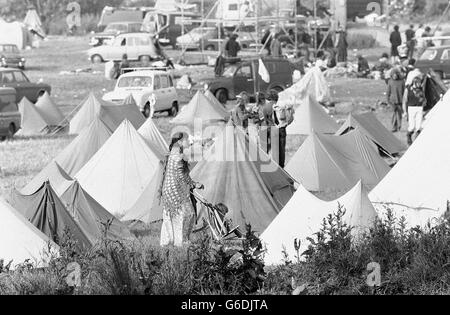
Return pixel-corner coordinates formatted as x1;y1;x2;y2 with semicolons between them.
261;181;377;265
21;117;113;195
287;96;339;136
34;92;65;127
336;112;406;156
138;118;169;155
286;129;390;192
69;93;109;135
12;182;92;249
190;124;296;233
75;120;162;217
16;97;49;136
0;197;58;268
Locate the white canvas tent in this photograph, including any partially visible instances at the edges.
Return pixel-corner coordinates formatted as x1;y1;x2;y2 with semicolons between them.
369;96;450;228
0;197;58;268
287;96;339;136
69;93;107;135
261;181;377;265
16;97;49;136
0;20;31;49
138;118;169;155
75;120;161;217
35;92;65;127
286;129;390;192
277;66;331;108
23;9;45;38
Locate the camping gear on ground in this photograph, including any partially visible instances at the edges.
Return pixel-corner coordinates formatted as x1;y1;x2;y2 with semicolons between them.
176;74;193;90
190;124;296;234
12;181;92;249
286;129;390;193
261;181;376;265
75;120;162;217
369;95;450;228
0;197;58;269
287;95;339;135
335;111;407;156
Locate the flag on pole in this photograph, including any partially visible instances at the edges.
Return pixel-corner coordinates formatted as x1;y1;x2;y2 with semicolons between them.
258;59;270;83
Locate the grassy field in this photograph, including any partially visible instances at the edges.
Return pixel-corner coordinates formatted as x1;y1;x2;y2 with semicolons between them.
0;35;402;202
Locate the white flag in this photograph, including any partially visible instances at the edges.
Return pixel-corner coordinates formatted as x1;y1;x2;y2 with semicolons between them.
258;59;270;83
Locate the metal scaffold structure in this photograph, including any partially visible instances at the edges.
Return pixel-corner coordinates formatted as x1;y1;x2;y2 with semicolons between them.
175;0;321;65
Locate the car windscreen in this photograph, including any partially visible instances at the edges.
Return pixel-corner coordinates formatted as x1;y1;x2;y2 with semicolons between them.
105;24;127;33
222;65;238;77
420;49;438;61
0;45;19;53
118;76;153;88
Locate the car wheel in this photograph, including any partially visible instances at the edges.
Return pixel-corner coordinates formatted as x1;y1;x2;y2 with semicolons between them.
7;123;16;139
91;54;103;64
215;89;228;104
436;71;444;80
169;102;178;117
143;103;151;118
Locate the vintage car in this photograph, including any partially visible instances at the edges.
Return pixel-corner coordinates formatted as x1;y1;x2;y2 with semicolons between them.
416;46;450;79
0;44;26;70
0;87;20;139
0;68;51;103
198;57;294;104
88;33;162;63
103;69;179;118
89;21;144;47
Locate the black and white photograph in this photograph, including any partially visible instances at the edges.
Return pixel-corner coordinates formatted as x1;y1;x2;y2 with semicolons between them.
0;0;449;302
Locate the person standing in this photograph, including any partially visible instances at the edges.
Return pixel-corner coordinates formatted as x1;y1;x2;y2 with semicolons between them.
386;68;405;132
356;54;370;78
231;92;251;130
403;75;426;145
252;92;274;153
160;133;204;247
270;92;293;168
405;25;416;59
270;33;283;57
390;25;402;63
225;34;241;58
336;28;348;63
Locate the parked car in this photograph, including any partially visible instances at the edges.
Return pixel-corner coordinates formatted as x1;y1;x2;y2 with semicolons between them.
142;11;201;47
0;87;20;139
88;33;162;63
416;46;450;79
199;57;294;104
89;21;144;47
0;44;26;69
103;69;179;118
0;68;51;103
176;26;256;51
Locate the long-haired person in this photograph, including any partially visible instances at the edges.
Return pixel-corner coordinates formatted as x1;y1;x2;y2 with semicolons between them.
160;132;203;247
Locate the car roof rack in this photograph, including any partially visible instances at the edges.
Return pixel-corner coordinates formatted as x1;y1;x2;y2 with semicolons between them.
120;66;169;74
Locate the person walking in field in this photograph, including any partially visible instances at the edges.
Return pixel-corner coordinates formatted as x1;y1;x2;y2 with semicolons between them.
160;133;204;247
405;25;416;59
390;25;402;63
386;68;405;132
403;75;426;145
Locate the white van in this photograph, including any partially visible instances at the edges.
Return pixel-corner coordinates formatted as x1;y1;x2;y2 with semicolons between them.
216;0;254;27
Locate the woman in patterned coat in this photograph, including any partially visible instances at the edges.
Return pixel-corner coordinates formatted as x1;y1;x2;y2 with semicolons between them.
160;133;203;247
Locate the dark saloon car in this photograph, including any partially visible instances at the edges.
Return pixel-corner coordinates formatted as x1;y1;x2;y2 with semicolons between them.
0;44;26;70
0;68;51;103
416;46;450;79
199;57;294;104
